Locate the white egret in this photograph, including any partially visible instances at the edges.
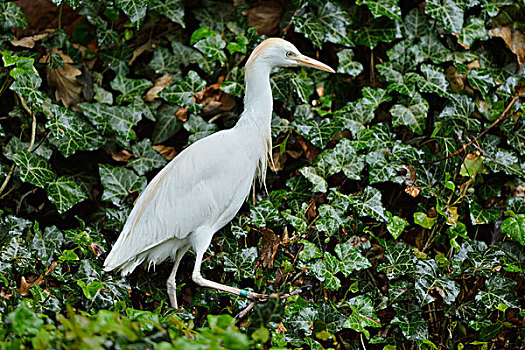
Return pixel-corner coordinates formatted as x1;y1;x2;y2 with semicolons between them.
103;38;335;308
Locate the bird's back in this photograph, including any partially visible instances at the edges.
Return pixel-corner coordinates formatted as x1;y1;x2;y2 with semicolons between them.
103;128;259;274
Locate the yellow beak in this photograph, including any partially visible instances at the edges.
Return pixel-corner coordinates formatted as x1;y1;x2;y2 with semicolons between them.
296;55;335;73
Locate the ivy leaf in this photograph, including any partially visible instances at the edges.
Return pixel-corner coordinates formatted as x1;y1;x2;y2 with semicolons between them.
293;1;351;48
299;166;327;193
403;8;430;39
391;301;429;340
148;47;180;74
110;75;153;104
319;139;365;180
425;0;464;34
334;239;371;276
351;186;387;222
469;200;500;225
221;66;244;98
409;32;451;64
183;115;219;144
79;103;143;143
160;70;206;114
437;94;479;131
378;243;417;279
31;226;63;265
292;105;339;148
153;104;182;144
415;64;449;97
458;17;488;49
12;150;55;188
386;212;409;239
415;259;459;305
223;247;257;280
310;253;341;290
99;164;147;207
149;0;185;28
45;176;88;214
194;34;227;64
336;49;363;76
316;201;348;236
226;34;248;55
128;139;167;175
390;91;429;135
299;240;323;262
0;2;27;30
500;214;525;245
475;274;518;309
99;44;133;76
249;198;281;227
342;296;381;339
356;0;401;20
352;17;401;48
115;0;149;26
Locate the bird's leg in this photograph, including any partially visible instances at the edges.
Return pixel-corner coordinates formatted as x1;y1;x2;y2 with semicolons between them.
167;245;190;308
191;250;269;301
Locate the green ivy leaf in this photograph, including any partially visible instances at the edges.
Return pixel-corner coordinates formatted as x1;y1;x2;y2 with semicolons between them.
160;71;206;114
194;33;227;64
403;8;431;39
336;49;363;76
386;212;408;239
390;92;428;135
223;247;257;280
319;139;365;180
415;259;459;305
469;200;500;225
500;214;525;245
391;300;429;340
475;274;518;309
46;176;88;214
299;240;323;262
458;17;488;49
378;243;417;279
334;239;371;276
110;75;153;104
7;302;43;336
352;17;401;48
414;212;437;229
415;64;449;97
316;201;348;236
0;2;27;30
292;105;339;148
12;150;55;188
115;0;149;26
249;198;281;227
31;226;64;265
409;32;451;64
153;104;182;144
99;164;147;207
183;115;219;144
99;44;133;76
310;253;341;290
128;139;167;175
356;0;401;20
293;1;351;48
221;66;244;98
342;296;381;339
351;187;387;222
149;0;185;28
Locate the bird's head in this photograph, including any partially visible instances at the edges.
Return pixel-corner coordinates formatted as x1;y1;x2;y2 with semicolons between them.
246;38;335;73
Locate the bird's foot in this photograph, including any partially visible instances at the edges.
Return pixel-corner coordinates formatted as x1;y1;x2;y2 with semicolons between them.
236;289;302;318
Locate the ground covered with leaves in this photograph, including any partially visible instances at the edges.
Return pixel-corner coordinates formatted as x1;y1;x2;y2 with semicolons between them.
0;0;524;349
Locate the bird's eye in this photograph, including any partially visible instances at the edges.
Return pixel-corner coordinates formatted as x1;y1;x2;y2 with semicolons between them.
286;51;295;58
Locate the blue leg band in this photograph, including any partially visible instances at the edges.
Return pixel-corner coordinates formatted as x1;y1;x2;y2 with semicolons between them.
239;290;249;298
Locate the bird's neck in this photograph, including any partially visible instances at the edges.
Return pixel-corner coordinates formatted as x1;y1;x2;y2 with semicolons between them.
238;63;273;128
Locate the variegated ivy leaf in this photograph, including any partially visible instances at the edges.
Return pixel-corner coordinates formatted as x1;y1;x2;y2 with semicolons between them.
282;208;307;235
99;44;133;76
415;64;449;97
342;296;381;340
99;163;147;207
293;1;351;48
0;2;27;30
149;0;185;28
316;200;349;236
221;66;244;98
500;214;525;245
31;226;63;265
475;273;518;309
415;259;459;305
458;17;488;49
149;47;180;74
334;239;371;276
391;300;429;340
12;150;55;188
249;198;282;227
110;75;153;104
160;70;206;114
299;166;327;193
223;247;258;280
271;69;315;104
390;91;429;135
468;68;496;98
79;102;143;142
44;104;104;157
356;0;401;20
351;186;387;222
318;139;365;180
183;115;219;144
45;176;88;214
437;94;479;131
115;0;149;26
336;49;363;76
298;240;322;262
469;200;500;225
194;33;227;64
152;104;182;144
310;252;341;290
425;0;464;35
170;42;204;68
378;242;417;279
352;17;402;48
128;139;167;175
292;105;340;148
366;150;403;184
403;8;431;39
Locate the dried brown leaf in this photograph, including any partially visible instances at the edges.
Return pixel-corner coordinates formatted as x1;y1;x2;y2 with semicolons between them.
445;66;464;92
405;185;421;198
10;31;51;48
129;41;155;66
196;77;236;116
258;227;281;268
175;107;188;121
242;0;282;36
153;145;177;160
111;149;134;162
17;275;44;296
145;75;173;102
43;49;83;107
489;27;525;67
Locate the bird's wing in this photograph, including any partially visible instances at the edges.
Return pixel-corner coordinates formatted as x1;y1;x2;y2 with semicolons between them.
103;130;256;271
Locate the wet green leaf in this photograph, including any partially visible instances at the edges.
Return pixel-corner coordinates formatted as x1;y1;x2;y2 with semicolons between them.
336;49;363;76
46;176;88;214
343;296;381;339
357;0;401;20
99;163;147;207
12;150;55;188
501;214;525;245
160;70;206;113
149;0;185;27
110;75;153;104
128;139;167;175
223;247;257;280
183;115;219;144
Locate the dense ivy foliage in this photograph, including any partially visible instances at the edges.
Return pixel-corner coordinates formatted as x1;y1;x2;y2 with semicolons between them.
1;0;524;348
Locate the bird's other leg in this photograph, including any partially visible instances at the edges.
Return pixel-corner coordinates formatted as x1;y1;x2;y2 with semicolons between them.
190;228;269;301
167;245;190;308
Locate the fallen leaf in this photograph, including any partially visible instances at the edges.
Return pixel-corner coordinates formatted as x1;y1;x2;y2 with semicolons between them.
270;148;287;172
111;149;134;162
129;41;155;66
90;242;104;257
10;31;52;48
195;77;236;116
445;65;464;91
145;75;173;101
175;107;188;121
242;0;282;36
489;27;525;67
405;185;421;198
153;145;177;160
258;227;281;268
17;275;44;296
42;48;83;107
